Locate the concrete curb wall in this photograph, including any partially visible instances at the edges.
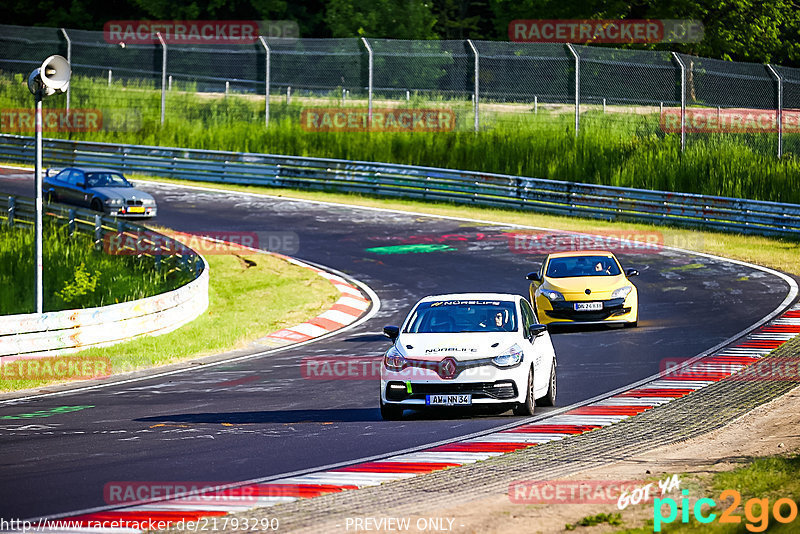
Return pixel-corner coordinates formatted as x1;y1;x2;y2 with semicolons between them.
0;263;208;360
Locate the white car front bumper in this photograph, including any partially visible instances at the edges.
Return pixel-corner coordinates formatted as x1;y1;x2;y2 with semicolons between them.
380;361;530;406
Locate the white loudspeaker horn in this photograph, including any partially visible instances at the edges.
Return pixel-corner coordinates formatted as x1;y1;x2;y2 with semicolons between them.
27;55;71;96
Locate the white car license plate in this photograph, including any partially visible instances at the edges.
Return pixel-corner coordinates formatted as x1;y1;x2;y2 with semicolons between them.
426;394;471;406
574;301;603;311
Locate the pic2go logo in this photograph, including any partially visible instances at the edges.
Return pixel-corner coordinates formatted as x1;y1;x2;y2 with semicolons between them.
654;489;799;532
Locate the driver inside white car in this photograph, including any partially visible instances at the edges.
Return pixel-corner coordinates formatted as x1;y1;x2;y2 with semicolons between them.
479;309;511;331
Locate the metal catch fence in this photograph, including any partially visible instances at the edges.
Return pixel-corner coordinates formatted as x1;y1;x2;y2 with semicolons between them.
0;134;798;238
0;24;798;158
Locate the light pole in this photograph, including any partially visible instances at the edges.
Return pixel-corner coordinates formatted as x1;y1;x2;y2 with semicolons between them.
27;55;71;314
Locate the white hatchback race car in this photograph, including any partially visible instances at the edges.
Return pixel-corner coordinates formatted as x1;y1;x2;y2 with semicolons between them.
380;293;557;420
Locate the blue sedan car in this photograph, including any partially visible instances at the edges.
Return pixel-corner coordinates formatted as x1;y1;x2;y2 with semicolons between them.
44;166;157;218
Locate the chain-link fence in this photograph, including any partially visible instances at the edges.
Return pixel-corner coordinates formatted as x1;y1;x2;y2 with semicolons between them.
1;23;797;158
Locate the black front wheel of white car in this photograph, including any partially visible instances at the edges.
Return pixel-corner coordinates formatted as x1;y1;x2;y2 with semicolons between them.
537;362;557;407
380;399;404;420
513;366;536;416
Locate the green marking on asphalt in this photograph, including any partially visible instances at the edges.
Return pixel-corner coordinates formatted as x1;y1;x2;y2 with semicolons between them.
366;244;456;255
665;263;706;271
0;405;94;420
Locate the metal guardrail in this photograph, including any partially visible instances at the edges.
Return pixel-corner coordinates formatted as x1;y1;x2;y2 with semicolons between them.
2;195;204;277
0;190;208;358
1;134;798;238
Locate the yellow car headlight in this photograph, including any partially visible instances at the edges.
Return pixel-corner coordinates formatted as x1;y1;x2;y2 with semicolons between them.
541;289;565;302
611;286;633;299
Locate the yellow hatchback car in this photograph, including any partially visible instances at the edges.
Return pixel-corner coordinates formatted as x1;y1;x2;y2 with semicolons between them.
526;251;639;327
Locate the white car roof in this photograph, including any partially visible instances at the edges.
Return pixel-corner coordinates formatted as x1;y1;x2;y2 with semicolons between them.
416;293;522;303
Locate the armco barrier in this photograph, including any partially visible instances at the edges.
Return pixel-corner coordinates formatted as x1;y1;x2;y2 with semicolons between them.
1;134;799;237
0;192;208;359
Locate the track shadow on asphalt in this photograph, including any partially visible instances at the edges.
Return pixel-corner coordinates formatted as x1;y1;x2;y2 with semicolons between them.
343;334;389;342
136;409;379;424
135;406;555;424
546;323;628;334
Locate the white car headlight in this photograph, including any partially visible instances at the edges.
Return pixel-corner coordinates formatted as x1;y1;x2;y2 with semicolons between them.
104;198;123;206
142;198;155;206
541;289;565;302
611;286;633;299
384;346;408;371
493;344;524;367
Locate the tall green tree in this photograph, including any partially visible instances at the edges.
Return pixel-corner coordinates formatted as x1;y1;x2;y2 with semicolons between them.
3;0;799;65
684;0;800;64
431;0;495;39
130;0;329;37
488;0;800;66
325;0;438;38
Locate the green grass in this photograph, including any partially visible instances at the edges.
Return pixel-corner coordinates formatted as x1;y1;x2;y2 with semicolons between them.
2;72;799;204
566;512;624;529
0;221;191;314
0;251;340;392
613;455;800;533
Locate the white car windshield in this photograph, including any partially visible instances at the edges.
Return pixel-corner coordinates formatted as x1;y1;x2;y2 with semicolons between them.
404;300;518;333
86;172;132;188
546;256;621;278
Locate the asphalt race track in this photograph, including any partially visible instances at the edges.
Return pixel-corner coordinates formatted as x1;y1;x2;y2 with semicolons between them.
0;175;794;520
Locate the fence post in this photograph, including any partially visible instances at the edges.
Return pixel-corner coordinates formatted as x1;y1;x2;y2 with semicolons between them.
157;32;167;125
7;196;15;227
258;36;271;127
361;37;373;126
94;214;102;250
566;43;580;137
671;52;686;152
154;243;161;273
766;64;783;159
467;39;480;132
60;28;71;113
68;209;76;236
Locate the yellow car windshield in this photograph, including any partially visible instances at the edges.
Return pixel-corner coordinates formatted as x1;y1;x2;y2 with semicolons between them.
546;256;621;278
